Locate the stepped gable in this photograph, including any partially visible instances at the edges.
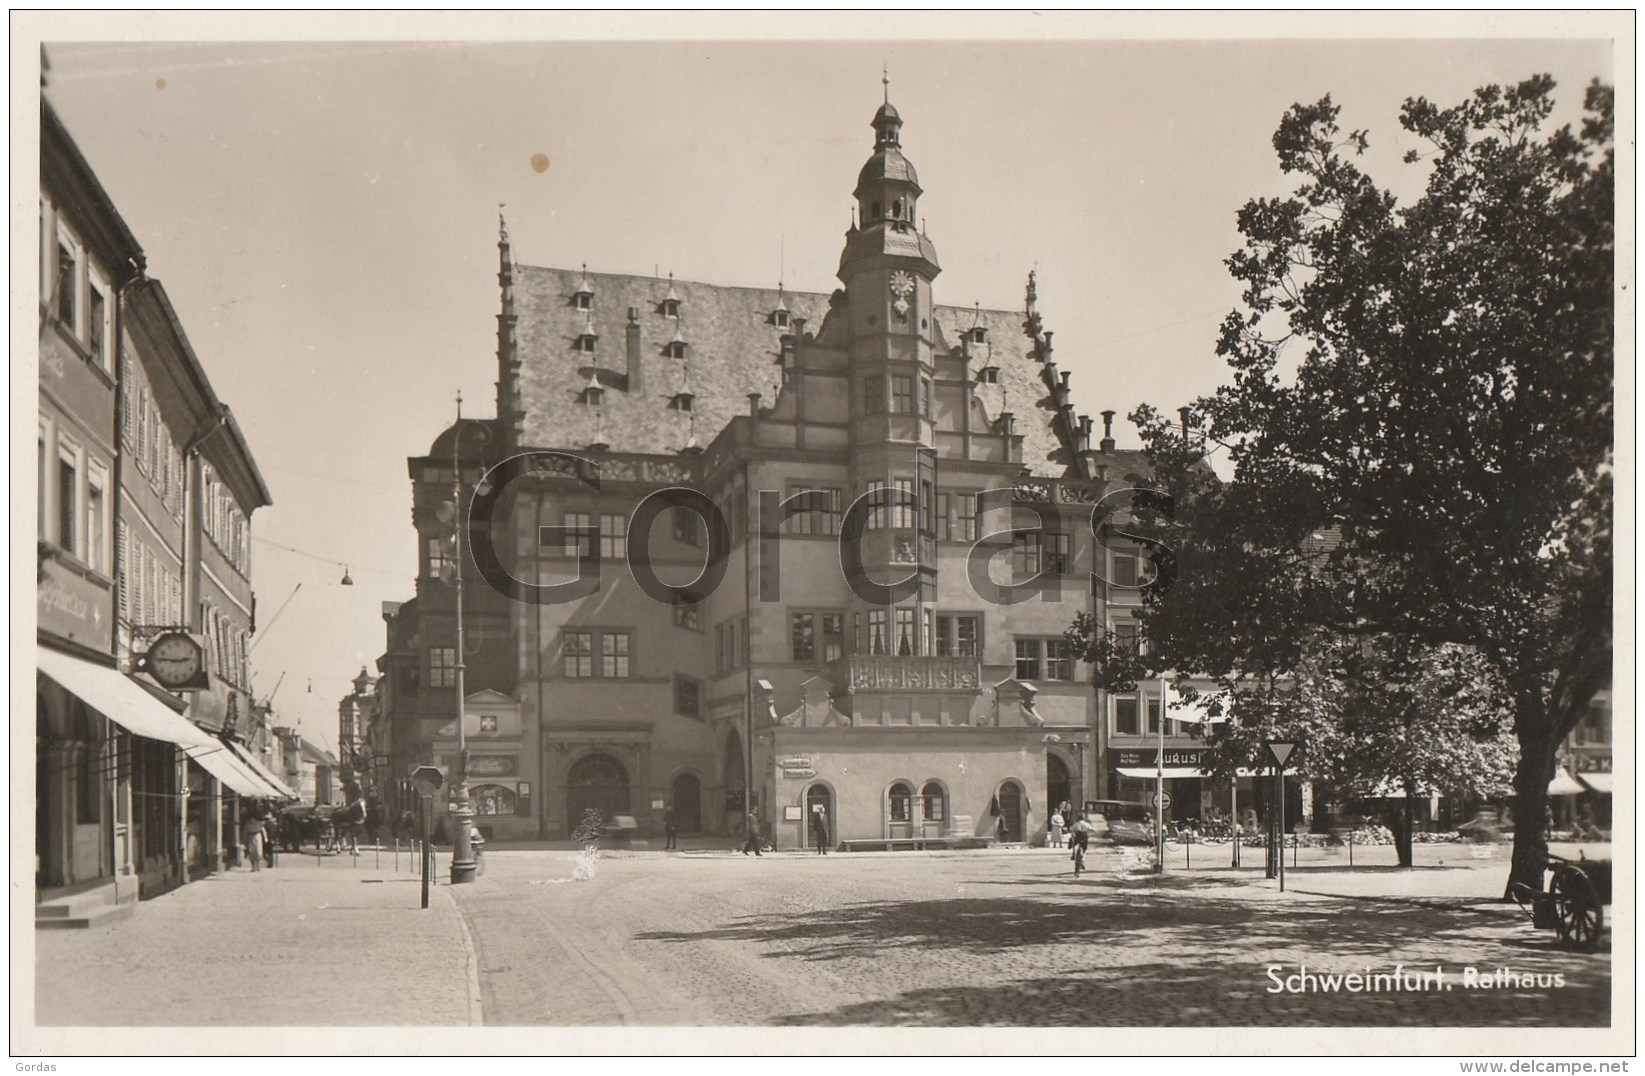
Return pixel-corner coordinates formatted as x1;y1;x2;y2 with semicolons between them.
512;265;1086;478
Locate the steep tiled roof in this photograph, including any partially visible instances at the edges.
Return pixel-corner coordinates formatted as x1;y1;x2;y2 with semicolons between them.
513;266;1088;477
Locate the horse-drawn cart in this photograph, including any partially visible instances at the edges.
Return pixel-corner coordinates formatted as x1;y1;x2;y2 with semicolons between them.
1511;854;1611;951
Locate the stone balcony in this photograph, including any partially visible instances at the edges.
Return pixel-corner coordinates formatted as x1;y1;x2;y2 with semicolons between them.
829;653;982;694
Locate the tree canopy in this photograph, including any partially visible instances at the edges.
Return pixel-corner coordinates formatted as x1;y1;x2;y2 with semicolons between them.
1070;76;1614;892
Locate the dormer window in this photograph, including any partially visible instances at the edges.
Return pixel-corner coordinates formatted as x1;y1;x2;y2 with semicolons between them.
663;339;688;359
576;333;598;353
573;290;593;311
771;308;790;329
978;366;1000;385
660;298;680;318
581;385;604;406
964;326;988;345
670;392;695;413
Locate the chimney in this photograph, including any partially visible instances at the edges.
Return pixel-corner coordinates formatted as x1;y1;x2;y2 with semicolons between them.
1080;415;1094;451
1042;331;1053;363
748;392;762;418
626;307;643;395
1100;410;1116;451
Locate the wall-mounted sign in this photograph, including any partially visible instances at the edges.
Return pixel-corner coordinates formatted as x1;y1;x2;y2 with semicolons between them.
783;768;816;779
784;805;804;821
1114;748;1205;770
779;757;812;769
468;755;517;777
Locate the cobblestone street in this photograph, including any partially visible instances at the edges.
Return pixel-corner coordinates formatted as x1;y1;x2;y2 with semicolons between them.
456;845;1614;1029
29;843;1616;1038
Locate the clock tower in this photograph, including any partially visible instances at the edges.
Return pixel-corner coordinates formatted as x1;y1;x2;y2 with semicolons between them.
835;83;944;636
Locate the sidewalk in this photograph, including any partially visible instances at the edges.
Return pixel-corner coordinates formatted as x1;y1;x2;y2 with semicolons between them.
32;851;480;1027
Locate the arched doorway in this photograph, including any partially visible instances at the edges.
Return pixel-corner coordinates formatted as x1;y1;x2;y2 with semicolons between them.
804;783;833;849
672;772;702;833
1047;753;1072;819
565;753;630;837
996;780;1026;843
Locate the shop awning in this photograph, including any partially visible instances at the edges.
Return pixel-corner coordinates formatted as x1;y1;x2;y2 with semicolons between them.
226;740;299;800
1116;766;1205;780
185;741;282;799
1576;772;1613;794
38;645;215;750
1548;770;1587;796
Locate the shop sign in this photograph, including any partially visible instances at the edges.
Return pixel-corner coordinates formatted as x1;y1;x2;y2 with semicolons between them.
468;755;516;777
37;560;112;653
1114;748;1205;769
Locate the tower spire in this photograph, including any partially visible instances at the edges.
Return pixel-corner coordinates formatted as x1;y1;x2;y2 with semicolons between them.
883;65;890;105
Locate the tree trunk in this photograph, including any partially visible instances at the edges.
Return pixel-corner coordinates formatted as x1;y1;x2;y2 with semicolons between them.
1504;727;1558;898
1390;798;1414;868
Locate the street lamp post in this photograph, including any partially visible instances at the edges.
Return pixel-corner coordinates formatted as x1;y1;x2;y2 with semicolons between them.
1264;739;1298;892
445;392;489;885
1155;674;1167;874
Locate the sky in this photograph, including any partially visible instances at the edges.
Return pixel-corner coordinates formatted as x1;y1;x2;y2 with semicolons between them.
23;13;1619;749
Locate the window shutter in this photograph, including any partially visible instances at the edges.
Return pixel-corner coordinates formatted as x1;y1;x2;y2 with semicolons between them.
116;520;129;621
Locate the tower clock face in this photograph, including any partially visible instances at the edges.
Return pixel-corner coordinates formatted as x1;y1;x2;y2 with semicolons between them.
144;632;205;689
889;270;915;319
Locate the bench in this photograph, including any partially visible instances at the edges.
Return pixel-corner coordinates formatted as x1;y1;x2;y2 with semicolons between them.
841;838;951;853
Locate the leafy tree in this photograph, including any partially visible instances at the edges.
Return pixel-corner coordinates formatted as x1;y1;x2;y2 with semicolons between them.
1073;76;1613;895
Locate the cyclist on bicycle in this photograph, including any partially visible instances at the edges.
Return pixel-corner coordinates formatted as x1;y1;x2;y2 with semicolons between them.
1069;813;1096;875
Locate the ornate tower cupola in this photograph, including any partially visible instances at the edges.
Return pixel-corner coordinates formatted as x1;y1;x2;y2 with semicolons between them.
838;79;940;286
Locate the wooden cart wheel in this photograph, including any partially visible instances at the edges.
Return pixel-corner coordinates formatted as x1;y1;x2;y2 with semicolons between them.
1551;866;1603;951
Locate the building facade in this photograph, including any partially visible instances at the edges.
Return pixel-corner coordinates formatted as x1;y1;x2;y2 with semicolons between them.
37;99;281;924
372;94;1218;849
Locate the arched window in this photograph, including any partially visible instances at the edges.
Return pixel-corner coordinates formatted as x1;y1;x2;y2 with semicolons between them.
889;781;913;823
921;781;945;822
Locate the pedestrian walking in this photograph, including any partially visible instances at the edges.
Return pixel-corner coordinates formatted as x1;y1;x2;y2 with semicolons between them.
240;810;266;872
261;812;277;868
663;803;678;850
741;807;763;856
810;807;830;854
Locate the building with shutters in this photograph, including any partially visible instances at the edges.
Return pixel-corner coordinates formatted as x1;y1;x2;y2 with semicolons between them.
381;90;1213;849
37;97;282;925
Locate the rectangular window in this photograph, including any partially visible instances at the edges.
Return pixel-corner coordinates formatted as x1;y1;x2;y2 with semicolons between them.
429;647;457;688
55;239;77;328
601;631;631;678
56;442;79;556
935;614;980;657
427;536;452;580
867;609;889;655
1045;532;1070;575
674;676;701;718
891;477;915;529
116;521;129;621
1043;638;1074;681
894;608;917;656
87;282;108;370
563;511;593;558
599;513;626;560
863;376;884;414
1113;621;1139;655
1147;696;1164;735
672;507;701;546
790;612;815;661
1113;552;1141;588
85;463;107;574
135;389;149;472
672;596;701;632
1014;638;1042;681
891;375;914;414
940;492;976;542
562;632;593;678
783;485;842;536
819;613;844;662
1012;532;1041;577
1115;697;1140;736
921;377;934;418
478;715;499;734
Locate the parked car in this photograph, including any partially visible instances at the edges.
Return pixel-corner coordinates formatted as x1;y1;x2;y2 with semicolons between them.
1084;800;1153;845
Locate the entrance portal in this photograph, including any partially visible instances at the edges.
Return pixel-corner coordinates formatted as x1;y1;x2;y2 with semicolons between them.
996;780;1026;843
672;772;702;833
1047;753;1072;819
804;783;833;849
565;753;631;836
